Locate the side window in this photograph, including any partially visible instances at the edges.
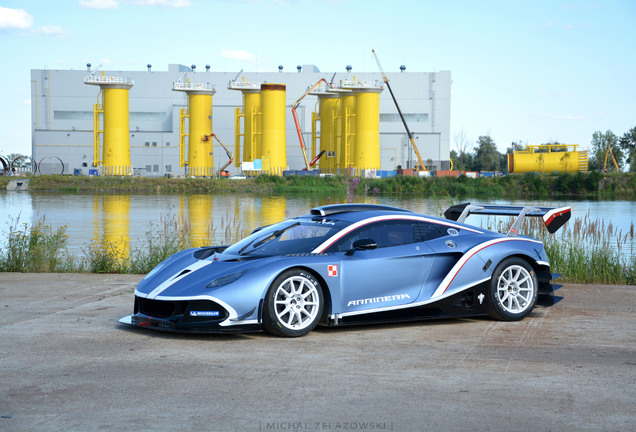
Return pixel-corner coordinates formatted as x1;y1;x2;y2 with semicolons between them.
330;221;416;252
414;221;451;241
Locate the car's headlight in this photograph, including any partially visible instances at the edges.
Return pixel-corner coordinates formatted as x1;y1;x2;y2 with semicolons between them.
206;270;248;288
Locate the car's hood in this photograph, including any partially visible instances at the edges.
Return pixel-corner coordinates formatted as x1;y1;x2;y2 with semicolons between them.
135;248;277;299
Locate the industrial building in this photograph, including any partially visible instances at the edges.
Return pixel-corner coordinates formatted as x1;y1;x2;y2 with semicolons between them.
30;64;451;177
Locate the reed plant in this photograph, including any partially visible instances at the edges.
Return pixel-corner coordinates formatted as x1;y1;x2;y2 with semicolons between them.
0;216;75;272
514;211;635;285
1;208;634;284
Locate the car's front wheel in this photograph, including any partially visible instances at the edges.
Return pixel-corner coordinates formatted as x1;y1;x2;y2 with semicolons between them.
487;257;538;321
263;269;324;337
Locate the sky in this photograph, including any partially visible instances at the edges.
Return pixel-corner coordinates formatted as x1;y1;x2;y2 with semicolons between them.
0;0;635;157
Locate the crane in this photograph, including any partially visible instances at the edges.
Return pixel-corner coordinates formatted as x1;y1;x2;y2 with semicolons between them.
291;77;333;170
203;133;234;177
372;49;426;171
603;142;619;172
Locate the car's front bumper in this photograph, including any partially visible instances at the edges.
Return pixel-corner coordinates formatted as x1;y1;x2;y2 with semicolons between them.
118;295;261;334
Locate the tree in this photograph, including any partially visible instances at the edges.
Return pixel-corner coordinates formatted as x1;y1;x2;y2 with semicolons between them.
589;130;623;172
7;153;33;169
473;135;503;172
453;129;473;171
619;126;636;173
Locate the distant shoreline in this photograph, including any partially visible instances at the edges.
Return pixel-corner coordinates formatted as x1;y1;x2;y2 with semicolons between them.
1;172;634;199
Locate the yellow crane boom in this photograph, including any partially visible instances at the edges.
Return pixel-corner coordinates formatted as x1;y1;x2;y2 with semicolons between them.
372;49;426;171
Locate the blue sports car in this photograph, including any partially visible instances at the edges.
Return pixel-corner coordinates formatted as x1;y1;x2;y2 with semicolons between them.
119;203;571;337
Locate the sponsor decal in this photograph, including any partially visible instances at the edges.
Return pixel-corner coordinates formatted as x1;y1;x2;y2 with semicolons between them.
189;311;220;317
478;293;485;304
347;294;410;307
328;264;338;277
447;228;459;236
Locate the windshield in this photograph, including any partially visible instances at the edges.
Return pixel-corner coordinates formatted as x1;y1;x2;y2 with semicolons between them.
224;218;350;257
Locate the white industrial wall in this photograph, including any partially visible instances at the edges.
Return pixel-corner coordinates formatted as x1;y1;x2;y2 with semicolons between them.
31;64;451;176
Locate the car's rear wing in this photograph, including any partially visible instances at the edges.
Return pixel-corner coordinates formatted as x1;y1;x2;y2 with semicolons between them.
444;203;571;237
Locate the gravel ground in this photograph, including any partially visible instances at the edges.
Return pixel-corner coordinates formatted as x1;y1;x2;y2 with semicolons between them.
0;273;634;432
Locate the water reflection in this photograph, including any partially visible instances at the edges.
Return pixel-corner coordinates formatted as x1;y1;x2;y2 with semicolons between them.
93;195;130;262
0;191;634;259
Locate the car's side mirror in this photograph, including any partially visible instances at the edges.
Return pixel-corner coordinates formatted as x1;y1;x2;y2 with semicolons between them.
345;238;378;256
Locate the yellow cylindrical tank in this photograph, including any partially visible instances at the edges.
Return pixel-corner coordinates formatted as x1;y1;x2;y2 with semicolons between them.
508;144;588;174
102;87;132;175
188;194;213;247
338;92;355;173
243;90;261;162
102;195;130;262
187;92;214;177
352;89;382;174
84;75;134;176
260;83;287;175
317;94;338;174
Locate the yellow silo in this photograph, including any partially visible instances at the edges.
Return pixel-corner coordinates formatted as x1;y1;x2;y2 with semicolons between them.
84;74;134;176
353;90;382;173
311;92;339;174
228;80;261;168
339;79;383;175
173;81;217;177
260;83;288;175
337;91;356;173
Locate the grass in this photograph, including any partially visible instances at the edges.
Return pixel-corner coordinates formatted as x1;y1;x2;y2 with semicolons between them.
6;172;636;198
1;209;634;284
0;213;245;274
496;212;636;285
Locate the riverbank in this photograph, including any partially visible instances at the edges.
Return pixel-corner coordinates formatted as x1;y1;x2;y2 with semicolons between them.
1;172;635;198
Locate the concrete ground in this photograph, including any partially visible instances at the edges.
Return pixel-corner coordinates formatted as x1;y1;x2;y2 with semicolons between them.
0;273;634;432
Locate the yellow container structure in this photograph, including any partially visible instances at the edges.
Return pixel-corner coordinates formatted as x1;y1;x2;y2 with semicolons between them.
173;81;216;177
229;80;262;168
313;93;339;174
260;83;288;175
242;91;262;163
508;144;588;174
84;74;134;176
336;79;383;175
337;92;356;173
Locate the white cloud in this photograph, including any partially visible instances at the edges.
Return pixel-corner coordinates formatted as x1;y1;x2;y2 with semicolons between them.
0;6;34;29
79;0;120;9
123;0;191;7
32;25;70;38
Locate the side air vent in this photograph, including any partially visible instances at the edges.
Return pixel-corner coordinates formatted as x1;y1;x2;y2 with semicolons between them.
172;269;191;280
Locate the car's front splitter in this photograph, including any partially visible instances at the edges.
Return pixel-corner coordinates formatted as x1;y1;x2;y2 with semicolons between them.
119;314;262;334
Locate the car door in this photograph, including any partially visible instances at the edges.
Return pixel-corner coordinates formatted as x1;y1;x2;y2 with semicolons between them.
327;220;436;314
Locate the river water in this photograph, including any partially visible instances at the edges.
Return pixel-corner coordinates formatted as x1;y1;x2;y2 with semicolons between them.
1;191;634;257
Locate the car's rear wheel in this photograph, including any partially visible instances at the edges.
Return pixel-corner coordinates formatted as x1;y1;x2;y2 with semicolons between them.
487;257;537;321
263;269;324;337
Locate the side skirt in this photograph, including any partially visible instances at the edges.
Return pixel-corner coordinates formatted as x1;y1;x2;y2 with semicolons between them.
327;287;490;327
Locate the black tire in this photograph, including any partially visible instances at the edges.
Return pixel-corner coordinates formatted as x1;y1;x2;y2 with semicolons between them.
262;269;324;337
487;257;538;321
